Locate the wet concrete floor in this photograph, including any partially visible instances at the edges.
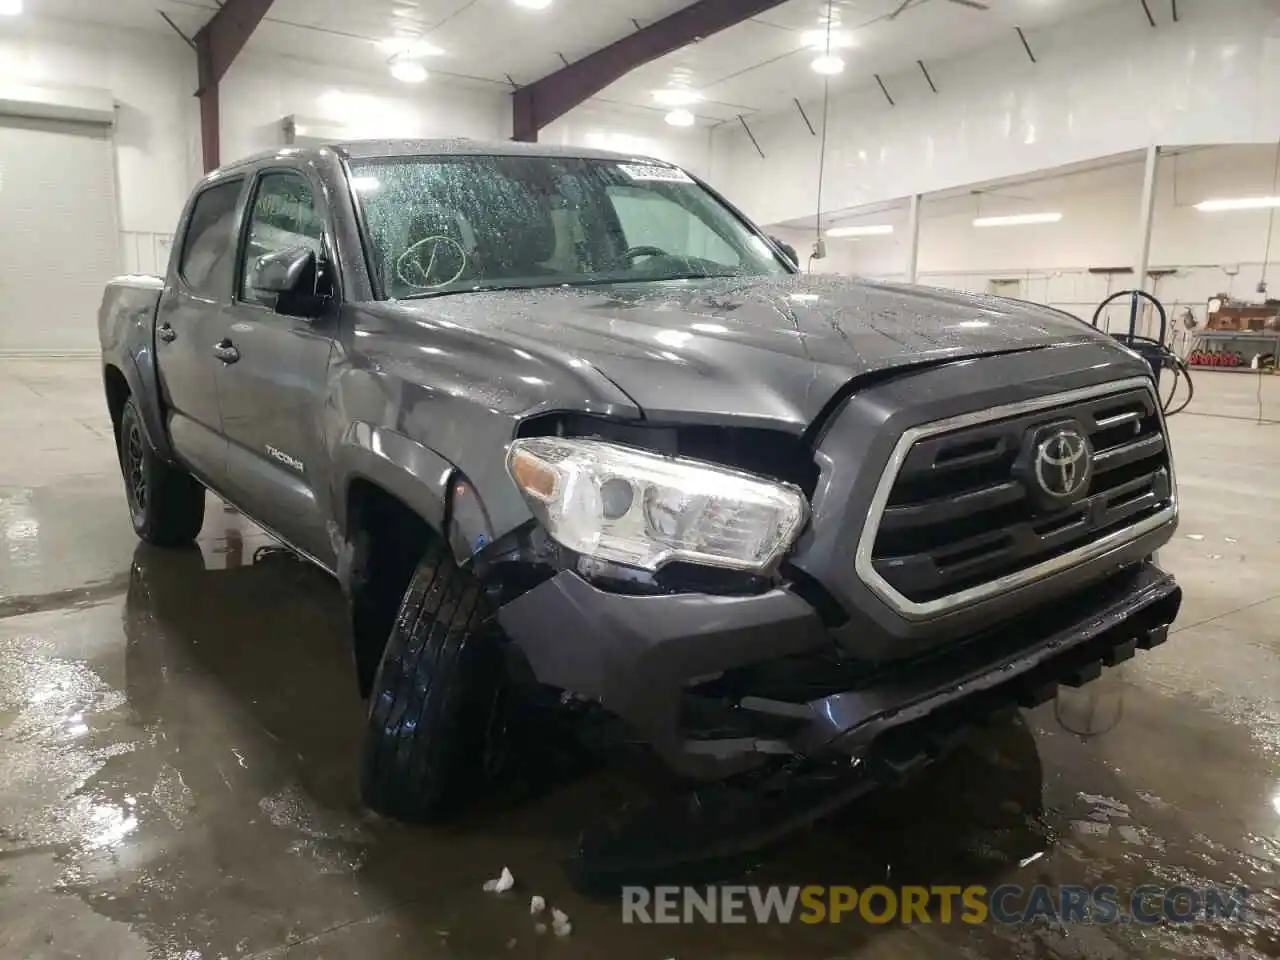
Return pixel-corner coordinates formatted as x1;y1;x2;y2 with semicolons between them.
0;358;1278;959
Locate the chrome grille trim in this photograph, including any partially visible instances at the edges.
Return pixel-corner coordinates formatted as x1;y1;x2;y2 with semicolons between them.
854;377;1178;620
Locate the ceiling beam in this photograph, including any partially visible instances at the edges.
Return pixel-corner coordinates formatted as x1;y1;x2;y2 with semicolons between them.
512;0;789;142
195;0;277;92
192;0;277;171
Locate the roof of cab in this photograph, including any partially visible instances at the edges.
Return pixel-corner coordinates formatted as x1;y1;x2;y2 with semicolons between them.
208;138;668;176
331;137;660;163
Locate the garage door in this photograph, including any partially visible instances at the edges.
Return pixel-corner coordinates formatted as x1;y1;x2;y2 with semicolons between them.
0;115;121;354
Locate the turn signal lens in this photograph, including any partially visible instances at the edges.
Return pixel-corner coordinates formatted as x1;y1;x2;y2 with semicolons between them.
510;448;558;500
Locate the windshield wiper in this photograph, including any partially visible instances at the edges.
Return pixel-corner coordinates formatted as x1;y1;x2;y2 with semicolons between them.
399;284;508;301
398;272;747;300
648;271;744;283
552;271;745;289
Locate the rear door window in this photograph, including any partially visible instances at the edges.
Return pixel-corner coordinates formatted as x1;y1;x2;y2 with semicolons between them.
179;179;244;299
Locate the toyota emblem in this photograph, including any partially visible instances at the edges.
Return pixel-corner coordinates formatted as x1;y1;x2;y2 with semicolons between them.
1034;428;1091;500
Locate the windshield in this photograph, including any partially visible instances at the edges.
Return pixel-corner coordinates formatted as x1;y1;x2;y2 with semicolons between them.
347;154;791;300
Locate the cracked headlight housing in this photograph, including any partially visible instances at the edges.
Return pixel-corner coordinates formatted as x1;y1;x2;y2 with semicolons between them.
506;437;808;573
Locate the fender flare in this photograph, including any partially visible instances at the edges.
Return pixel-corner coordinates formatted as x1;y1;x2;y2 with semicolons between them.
115;347;173;461
333;425;499;696
332;423;497;577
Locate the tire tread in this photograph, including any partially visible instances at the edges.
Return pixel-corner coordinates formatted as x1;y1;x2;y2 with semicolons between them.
361;540;503;821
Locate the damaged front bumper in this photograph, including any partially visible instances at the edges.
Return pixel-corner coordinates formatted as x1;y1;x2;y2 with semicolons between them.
497;562;1181;780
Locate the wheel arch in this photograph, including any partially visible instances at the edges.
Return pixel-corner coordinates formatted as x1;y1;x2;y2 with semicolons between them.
334;426;501;696
102;348;173;461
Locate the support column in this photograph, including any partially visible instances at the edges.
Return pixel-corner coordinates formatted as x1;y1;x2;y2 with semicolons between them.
191;0;277;172
1133;144;1160;335
905;193;922;284
199;85;220;174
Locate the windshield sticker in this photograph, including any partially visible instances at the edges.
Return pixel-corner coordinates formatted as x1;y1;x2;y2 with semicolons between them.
617;163;694;184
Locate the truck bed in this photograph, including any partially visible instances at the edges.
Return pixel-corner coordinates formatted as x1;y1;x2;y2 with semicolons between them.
99;275;164;356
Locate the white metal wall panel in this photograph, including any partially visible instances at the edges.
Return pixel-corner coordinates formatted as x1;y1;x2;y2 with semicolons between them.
0;116;120;354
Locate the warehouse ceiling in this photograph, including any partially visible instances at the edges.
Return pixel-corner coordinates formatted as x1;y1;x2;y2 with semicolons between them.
22;0;1131;124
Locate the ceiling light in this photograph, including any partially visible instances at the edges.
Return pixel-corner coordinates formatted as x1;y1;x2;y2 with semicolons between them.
1195;196;1280;212
511;0;553;8
664;109;695;127
653;88;701;107
801;29;853;49
973;212;1063;227
379;38;444;58
811;55;845;75
827;224;893;237
389;56;428;83
0;0;22;15
350;176;381;192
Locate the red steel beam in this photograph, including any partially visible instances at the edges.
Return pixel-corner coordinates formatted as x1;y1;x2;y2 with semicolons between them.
512;0;789;142
193;0;278;171
199;87;220;175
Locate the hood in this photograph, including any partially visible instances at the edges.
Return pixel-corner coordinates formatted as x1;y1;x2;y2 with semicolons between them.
397;274;1110;429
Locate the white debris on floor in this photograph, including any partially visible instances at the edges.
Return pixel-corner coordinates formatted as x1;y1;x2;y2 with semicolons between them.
551;907;572;937
530;895;546;915
482;866;515;893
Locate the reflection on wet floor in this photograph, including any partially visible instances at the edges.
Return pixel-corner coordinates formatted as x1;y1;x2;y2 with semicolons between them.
0;502;1275;959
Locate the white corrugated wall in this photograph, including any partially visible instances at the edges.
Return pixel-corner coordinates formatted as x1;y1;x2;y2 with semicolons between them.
0;114;121;355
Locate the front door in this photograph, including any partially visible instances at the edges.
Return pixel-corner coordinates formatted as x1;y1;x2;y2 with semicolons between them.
154;176;246;486
216;167;337;566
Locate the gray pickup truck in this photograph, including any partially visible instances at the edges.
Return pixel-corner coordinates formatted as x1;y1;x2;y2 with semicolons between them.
100;139;1181;823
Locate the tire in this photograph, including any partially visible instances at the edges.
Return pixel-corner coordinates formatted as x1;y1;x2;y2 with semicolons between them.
360;541;509;822
118;399;206;547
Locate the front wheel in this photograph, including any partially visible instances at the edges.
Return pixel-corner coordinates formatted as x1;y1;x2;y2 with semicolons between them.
118;399;206;547
360;541;510;822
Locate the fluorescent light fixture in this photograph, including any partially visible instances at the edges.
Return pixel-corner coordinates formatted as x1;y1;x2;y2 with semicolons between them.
350;176;381;192
652;88;701;107
511;0;552;8
827;224;893;237
1194;196;1280;212
973;212;1063;227
664;108;695;127
811;54;845;75
0;0;22;15
389;56;428;83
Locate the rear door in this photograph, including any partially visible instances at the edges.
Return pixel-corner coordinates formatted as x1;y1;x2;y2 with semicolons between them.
215;166;337;565
154;176;246;485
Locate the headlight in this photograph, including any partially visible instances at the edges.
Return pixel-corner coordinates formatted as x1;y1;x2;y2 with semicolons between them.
505;437;808;573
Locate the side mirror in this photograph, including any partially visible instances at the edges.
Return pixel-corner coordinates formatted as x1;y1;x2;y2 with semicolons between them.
249;245;331;318
769;235;799;269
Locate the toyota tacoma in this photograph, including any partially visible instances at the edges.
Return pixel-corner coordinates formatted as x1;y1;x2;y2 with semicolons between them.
99;140;1181;822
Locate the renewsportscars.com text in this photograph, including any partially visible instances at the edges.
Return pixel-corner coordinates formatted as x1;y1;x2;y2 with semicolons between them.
621;884;1250;926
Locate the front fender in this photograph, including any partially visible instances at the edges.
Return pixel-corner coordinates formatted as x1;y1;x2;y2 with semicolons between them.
332;422;501;569
332;422;454;535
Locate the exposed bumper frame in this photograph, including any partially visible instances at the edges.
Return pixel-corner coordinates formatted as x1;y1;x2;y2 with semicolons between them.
498;560;1181;780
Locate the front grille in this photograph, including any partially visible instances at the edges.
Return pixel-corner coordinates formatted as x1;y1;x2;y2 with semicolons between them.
863;381;1174;610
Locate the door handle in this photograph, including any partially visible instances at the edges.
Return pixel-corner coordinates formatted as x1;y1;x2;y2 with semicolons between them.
212;340;240;364
157;322;177;343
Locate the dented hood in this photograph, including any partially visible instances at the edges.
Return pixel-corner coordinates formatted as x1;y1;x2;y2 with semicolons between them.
401;274;1109;429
